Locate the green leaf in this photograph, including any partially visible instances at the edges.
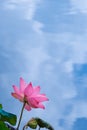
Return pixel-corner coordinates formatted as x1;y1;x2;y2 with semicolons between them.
26;118;37;129
0;121;9;130
0;109;17;126
0;104;2;109
35;118;54;130
24;117;54;130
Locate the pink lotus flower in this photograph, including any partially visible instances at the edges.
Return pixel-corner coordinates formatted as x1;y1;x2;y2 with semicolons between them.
11;77;49;111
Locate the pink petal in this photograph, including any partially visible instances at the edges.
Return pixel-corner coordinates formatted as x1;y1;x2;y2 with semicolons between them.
25;104;31;111
32;86;40;95
36;103;45;109
13;85;20;94
32;95;49;102
11;93;23;102
27;97;45;109
27;97;39;108
20;77;27;92
41;94;46;96
24;82;33;96
13;85;24;96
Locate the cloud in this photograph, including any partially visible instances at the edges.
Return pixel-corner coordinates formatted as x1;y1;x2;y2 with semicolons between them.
70;0;87;13
3;0;42;20
32;20;44;34
2;0;44;34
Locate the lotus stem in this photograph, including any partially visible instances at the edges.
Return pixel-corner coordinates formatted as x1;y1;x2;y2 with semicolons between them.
17;102;26;130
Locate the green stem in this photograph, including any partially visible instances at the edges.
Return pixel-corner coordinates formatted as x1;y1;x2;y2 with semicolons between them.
38;127;41;130
22;125;26;130
17;102;26;130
